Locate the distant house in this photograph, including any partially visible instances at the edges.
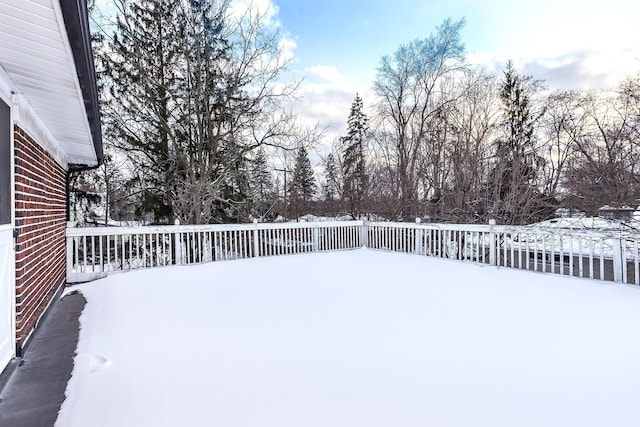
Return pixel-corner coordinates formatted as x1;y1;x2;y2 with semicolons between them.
598;205;637;222
0;0;103;374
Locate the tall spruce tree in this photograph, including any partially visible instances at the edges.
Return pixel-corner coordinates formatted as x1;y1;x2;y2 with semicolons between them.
342;94;369;218
322;153;341;202
290;146;317;218
248;149;276;220
101;0;184;223
489;60;546;224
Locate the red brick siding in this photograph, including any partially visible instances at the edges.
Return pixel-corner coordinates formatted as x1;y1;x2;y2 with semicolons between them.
13;126;67;350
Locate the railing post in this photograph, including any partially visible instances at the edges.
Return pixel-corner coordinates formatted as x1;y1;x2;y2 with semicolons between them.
65;223;74;281
253;219;260;257
489;219;496;266
613;234;623;283
174;219;182;266
360;218;368;248
313;225;320;252
414;217;422;255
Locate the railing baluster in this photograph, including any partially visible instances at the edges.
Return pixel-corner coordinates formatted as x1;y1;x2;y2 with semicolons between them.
235;229;240;259
578;237;584;278
588;236;594;279
121;235;125;270
530;233;535;271
541;235;547;273
551;234;556;274
150;234;155;267
569;236;574;277
99;235;104;273
107;234;111;272
81;235;87;273
634;239;639;285
599;238;605;280
127;235;132;269
113;234;117;270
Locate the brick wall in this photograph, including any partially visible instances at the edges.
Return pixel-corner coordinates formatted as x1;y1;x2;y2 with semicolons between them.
13;126;67;353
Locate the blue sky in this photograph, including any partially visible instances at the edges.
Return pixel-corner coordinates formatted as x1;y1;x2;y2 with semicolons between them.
243;0;640;147
96;0;640;152
272;0;640;87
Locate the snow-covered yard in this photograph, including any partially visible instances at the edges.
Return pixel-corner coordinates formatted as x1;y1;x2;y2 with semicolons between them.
56;249;640;427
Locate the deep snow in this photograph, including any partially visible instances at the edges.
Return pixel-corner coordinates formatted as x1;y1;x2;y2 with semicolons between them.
57;249;640;427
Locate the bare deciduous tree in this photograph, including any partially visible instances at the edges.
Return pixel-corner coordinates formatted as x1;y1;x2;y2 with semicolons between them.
566;87;640;214
373;18;466;219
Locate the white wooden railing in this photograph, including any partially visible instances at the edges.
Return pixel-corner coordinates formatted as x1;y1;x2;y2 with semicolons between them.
66;220;364;282
365;220;640;284
67;219;640;285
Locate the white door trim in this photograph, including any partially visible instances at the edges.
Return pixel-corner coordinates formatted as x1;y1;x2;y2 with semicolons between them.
0;94;16;371
0;228;15;370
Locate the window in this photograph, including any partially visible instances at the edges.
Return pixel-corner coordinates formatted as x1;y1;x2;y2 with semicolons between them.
0;99;10;225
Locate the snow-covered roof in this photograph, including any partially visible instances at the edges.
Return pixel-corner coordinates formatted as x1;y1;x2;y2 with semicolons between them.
0;0;102;167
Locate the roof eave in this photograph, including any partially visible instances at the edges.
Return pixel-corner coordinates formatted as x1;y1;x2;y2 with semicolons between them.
58;0;104;167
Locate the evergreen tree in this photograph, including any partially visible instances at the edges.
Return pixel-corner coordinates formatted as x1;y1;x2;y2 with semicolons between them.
319;152;342;216
248;149;276;220
250;149;273;201
101;0;184;223
489;60;546;224
322;153;341;201
290;146;317;217
341;94;369;217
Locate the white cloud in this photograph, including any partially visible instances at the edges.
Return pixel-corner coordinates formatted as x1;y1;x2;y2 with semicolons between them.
229;0;280;26
278;36;297;63
468;48;640;90
305;65;347;83
287;64;373;150
464;0;640;90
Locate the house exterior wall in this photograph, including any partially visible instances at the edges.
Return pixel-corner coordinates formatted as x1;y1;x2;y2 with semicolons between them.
13;126;67;353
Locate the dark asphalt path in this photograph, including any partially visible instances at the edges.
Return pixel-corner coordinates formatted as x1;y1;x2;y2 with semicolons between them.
0;292;85;427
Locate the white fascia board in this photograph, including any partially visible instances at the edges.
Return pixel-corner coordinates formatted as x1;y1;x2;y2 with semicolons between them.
67;155;98;167
51;0;95;158
0;65;12;106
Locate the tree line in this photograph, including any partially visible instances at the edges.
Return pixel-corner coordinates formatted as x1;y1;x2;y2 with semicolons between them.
71;5;640;225
322;20;640;224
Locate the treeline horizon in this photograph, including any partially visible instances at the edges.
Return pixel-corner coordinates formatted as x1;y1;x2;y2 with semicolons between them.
71;3;640;226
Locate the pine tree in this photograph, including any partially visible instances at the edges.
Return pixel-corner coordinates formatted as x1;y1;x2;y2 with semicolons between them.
250;149;273;201
322;153;341;201
100;0;184;223
489;60;546;224
290;146;317;217
249;149;276;220
342;94;369;217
